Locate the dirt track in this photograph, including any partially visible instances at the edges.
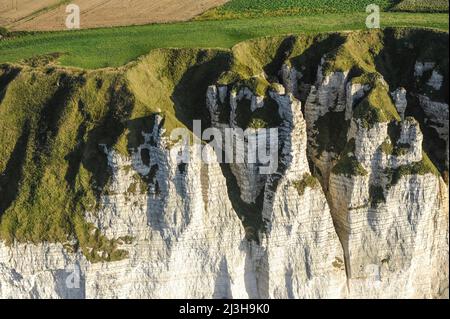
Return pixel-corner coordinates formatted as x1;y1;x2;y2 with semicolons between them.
0;0;228;31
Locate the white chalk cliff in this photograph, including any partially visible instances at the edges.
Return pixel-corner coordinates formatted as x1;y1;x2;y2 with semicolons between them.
0;30;448;299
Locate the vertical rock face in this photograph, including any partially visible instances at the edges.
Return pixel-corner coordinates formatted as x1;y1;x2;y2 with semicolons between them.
0;30;448;299
0;84;348;298
83;125;252;299
207;82;347;298
305;60;448;298
259;92;347;298
328;118;447;298
0;118;251;298
414;65;449;173
304;70;351;185
392;88;408;120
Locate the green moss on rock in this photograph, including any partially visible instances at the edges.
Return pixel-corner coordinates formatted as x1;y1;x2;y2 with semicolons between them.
293;173;320;196
385;152;440;186
332;154;368;177
353;81;401;129
380;139;411;156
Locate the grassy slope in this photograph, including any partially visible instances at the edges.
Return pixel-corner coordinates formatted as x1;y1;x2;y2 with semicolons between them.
0;48;231;256
0;66;132;262
0;13;448;69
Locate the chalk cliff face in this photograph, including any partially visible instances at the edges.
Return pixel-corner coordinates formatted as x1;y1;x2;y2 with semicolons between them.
0;29;448;299
305;67;448;298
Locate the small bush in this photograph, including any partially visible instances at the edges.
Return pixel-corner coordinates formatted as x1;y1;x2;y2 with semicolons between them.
369;184;386;208
332;155;368;177
293;173;320;196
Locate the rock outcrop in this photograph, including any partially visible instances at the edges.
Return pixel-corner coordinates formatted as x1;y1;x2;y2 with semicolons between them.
0;29;448;299
305;67;448;298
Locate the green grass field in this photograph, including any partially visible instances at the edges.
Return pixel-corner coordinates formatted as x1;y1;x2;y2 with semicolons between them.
0;12;448;69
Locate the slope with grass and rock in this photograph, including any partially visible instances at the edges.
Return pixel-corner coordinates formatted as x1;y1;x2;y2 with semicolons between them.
0;28;448;298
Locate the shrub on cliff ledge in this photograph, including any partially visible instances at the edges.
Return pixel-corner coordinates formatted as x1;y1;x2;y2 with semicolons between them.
369;184;386;208
332;154;368;177
354;82;401;129
293;173;320;197
385;152;440;186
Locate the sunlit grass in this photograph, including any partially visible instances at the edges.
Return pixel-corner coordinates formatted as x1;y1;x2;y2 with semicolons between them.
0;13;447;69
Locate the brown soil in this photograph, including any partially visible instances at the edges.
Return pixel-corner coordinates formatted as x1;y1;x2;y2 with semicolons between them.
0;0;228;31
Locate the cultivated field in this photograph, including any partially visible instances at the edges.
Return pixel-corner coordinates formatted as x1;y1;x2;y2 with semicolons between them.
198;0;449;19
0;0;229;31
0;0;61;26
392;0;449;12
199;0;393;19
0;0;448;69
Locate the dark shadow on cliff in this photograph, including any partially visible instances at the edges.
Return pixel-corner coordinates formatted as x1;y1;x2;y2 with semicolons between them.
0;120;30;217
375;28;449;177
213;257;233;299
264;36;297;79
171;51;231;132
219;162;265;243
290;33;347;84
0;67;20;106
65;78;135;198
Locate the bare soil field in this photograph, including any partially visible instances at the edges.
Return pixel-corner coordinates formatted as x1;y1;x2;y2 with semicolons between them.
0;0;229;31
0;0;61;26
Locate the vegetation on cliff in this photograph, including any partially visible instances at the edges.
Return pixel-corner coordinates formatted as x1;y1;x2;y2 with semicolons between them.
0;28;446;259
293;174;320;196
